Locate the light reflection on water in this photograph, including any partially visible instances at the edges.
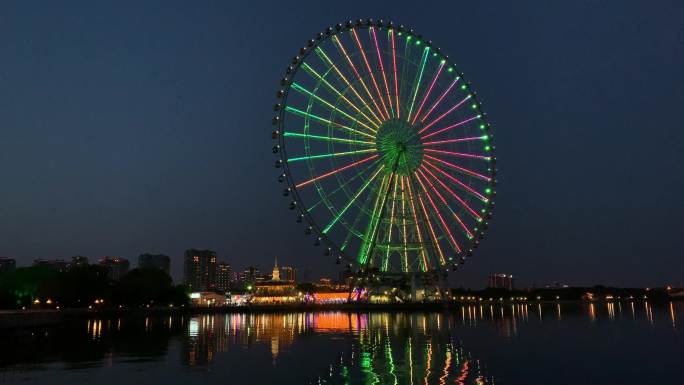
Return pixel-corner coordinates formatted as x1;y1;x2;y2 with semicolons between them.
0;301;681;385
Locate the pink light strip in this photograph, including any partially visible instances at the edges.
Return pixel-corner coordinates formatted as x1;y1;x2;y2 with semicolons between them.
411;62;445;126
420;115;481;140
371;27;394;118
420;164;483;220
418;169;473;239
351;29;390;120
424;154;491;181
424;148;490;160
420;77;459;123
417;95;471;135
422;160;488;203
423;136;484;146
333;35;387;122
391;30;400;119
415;171;462;252
296;154;379;188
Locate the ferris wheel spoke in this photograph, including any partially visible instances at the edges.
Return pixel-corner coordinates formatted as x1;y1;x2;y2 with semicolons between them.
417;95;472;135
358;172;391;265
301;63;379;129
315;46;384;125
419;77;460;124
291;82;377;133
411;60;445;126
285;106;375;139
420;114;482;140
370;27;395;118
295;154;379;188
406;47;430;123
405;175;430;272
424;148;491;161
420;163;485;220
330;36;387;121
382;176;400;271
412;175;446;267
350;29;391;119
399;177;409;272
415;171;463;253
417;169;473;241
287;148;376;163
305;158;383;212
422;160;488;204
322;165;385;234
423;154;492;182
284;132;375;147
389;30;400;119
423;135;487;146
339;196;373;253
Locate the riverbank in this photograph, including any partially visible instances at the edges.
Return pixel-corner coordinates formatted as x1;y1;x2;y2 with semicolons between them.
2;298;677;329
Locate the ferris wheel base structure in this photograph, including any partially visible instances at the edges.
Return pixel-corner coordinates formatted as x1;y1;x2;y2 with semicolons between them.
272;19;497;301
348;269;449;303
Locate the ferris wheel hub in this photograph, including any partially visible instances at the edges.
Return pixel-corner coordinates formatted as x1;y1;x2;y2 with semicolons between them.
375;118;424;176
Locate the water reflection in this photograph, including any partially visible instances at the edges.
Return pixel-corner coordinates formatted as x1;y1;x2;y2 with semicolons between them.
0;301;681;384
315;314;492;384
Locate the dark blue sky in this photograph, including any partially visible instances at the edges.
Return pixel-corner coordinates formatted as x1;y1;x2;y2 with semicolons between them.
1;1;682;288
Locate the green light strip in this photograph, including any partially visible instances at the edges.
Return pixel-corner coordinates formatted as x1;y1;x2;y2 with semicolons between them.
322;166;385;234
383;176;399;271
306;159;382;213
301;63;379;129
284;106;375;139
290;83;376;133
407;47;430;123
283;132;375;147
287;148;376;163
358;173;389;265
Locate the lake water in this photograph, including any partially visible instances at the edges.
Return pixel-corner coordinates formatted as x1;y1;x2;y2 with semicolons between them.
0;301;681;384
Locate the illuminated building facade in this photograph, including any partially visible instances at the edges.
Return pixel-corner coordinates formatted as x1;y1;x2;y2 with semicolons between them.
487;273;514;290
98;257;130;281
217;262;232;292
138;253;171;274
184;249;217;291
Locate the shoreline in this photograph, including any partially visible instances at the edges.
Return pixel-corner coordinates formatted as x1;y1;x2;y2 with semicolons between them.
1;298;678;330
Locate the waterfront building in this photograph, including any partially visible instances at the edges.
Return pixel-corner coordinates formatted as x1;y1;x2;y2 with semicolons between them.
138;253;171;275
33;258;70;272
183;249;217;291
0;257;16;273
253;260;298;303
99;257;130;281
189;291;226;307
217;261;232;292
487;273;514;290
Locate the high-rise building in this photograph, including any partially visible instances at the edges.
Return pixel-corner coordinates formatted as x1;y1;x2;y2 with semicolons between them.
240;266;260;288
217;262;232;292
280;266;297;282
99;257;130;281
70;256;89;268
487;273;514;290
0;257;16;273
33;259;70;272
183;249;217;291
138;253;171;275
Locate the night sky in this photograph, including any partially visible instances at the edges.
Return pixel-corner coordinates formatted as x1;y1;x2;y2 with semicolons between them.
1;1;682;288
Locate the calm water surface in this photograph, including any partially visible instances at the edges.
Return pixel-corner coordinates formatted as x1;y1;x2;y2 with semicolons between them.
0;301;681;384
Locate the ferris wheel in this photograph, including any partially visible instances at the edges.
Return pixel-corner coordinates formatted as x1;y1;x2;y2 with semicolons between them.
272;19;496;276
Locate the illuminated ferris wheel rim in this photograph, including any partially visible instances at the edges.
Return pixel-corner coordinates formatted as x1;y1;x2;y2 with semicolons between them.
272;19;497;274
